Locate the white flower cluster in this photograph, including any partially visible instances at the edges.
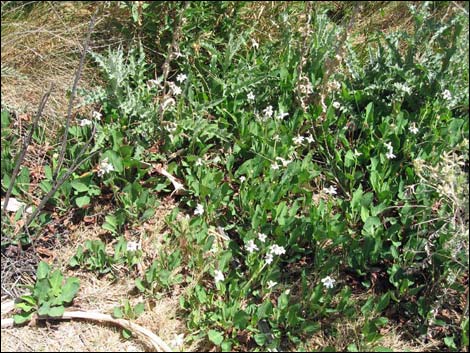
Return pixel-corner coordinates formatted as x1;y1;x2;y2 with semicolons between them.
442;89;452;101
194;203;204;216
271;156;293;171
409;122;419;135
292;133;314;147
257;106;289;122
393;82;412;95
384;141;396;160
323;185;337;195
214;269;224;283
79;110;102;127
265;243;286;264
245;239;259;253
321;275;336;289
98;157;114;177
79;118;93;127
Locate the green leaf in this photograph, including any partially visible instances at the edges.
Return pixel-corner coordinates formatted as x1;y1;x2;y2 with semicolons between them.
444;336;457;350
122;328;132;339
113;306;123;318
234;310;249;329
135;278;146;292
60;277;80;303
48;306;65;317
221;340;232;352
15;302;35;313
347;343;359;352
13;312;33;325
34;278;51;302
257;301;273;319
208;330;224;346
75;195;91;208
133;303;145;317
18;295;37;306
36;261;50;280
70;180;90;192
38;302;51;316
49;270;64;297
254;333;266;346
278;292;289;310
376;292;391;312
365;102;374;125
361;297;375;315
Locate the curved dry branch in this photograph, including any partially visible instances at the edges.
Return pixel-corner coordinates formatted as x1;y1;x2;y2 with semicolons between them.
1;301;172;352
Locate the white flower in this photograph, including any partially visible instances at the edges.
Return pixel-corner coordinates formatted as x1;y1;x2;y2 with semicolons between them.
306;134;315;143
176;73;187;83
409;123;419;134
263;105;273;118
98;157;114;177
247;91;255;101
127;241;141;252
240;176;246;183
321;275;336;289
293;135;304;145
257;232;267;242
251;38;259;50
171;334;185;349
265;252;274;264
333;101;341;109
276;112;289;120
394;82;412;95
269;244;286;256
276;157;292;167
384;141;393;151
323;185;337;195
386;150;396;159
442;89;452;100
271;162;280;170
79;119;93;127
214;270;224;283
195;158;203;167
194;203;204;216
267;280;277;289
92;111;102;120
245;239;259;253
172;84;182;95
273;134;281;142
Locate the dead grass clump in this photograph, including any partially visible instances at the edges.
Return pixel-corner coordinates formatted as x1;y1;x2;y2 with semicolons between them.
1;2;128;139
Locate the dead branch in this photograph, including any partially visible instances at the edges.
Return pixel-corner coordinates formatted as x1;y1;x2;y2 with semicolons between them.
2;86;53;216
1;301;172;352
53;9;98;181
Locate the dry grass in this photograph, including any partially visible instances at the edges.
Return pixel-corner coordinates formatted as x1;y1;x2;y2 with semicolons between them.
1;1;127;137
1;200;187;352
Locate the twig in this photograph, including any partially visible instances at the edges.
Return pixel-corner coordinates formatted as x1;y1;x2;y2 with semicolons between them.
2;86;53;215
53;9;97;181
157;2;189;123
153;164;186;196
24;125;98;232
0;302;172;352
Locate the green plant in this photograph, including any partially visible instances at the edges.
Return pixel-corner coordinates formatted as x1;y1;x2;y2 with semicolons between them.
69;237;142;275
112;299;145;339
13;261;80;324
